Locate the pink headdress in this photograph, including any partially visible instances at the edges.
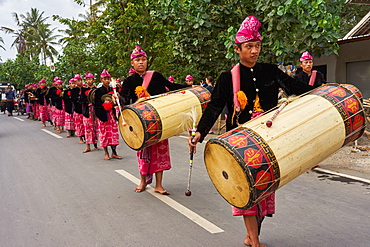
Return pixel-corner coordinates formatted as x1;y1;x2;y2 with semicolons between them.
53;77;61;82
299;51;313;62
130;46;147;60
74;74;82;80
39;78;46;84
85;72;95;79
116;78;122;83
69;78;76;84
55;79;63;84
185;74;194;81
235;16;262;44
100;69;111;79
128;67;136;75
32;83;37;87
168;76;175;82
25;84;29;88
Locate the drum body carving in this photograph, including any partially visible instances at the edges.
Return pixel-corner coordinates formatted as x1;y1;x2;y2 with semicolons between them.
204;84;365;210
119;86;211;150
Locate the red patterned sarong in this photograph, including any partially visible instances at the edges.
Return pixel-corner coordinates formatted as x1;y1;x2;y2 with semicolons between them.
232;193;275;217
39;103;49;122
54;108;65;126
97;109;119;147
83;105;98;145
64;112;75;130
34;102;39;118
73;112;84;137
137;139;171;175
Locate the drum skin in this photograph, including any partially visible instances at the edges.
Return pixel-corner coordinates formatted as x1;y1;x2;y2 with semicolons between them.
119;86;211;150
204;84;365;210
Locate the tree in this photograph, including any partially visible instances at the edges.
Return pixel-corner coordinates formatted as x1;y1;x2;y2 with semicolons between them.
1;12;28;55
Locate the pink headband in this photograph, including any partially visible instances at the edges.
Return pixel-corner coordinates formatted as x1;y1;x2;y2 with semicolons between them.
100;69;111;79
74;74;82;80
300;51;313;61
235;16;262;44
168;76;175;82
85;72;95;79
128;67;136;75
130;46;147;60
185;74;194;81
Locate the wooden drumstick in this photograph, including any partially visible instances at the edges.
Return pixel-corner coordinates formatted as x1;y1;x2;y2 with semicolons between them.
185;123;196;196
111;79;126;126
266;101;288;127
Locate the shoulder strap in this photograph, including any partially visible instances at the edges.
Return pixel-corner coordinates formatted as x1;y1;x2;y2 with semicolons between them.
308;70;317;86
231;64;240;109
142;71;155;89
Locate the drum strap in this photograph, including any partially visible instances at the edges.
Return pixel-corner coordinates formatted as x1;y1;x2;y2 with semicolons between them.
142;70;155;89
308;70;317;86
231;63;241;110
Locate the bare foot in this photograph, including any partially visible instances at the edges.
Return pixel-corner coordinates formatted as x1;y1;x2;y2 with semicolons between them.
154;190;170;195
79;140;85;144
134;186;146;193
42;124;46;127
244;234;252;246
66;135;71;138
104;155;111;160
112;154;122;159
82;148;91;153
94;147;101;150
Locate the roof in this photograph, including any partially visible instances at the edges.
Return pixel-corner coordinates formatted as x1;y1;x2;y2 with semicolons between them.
339;11;370;43
345;0;370;4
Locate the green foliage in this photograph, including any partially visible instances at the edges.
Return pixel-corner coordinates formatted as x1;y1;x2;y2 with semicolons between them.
1;0;363;87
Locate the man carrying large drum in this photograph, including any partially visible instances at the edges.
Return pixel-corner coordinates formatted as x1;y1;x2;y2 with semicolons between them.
189;16;315;247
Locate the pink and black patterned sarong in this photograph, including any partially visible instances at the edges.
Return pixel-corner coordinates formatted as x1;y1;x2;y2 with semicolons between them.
83;105;98;145
64;112;75;130
136;139;171;175
54;108;65;126
73;112;84;137
97;109;119;147
39;103;49;122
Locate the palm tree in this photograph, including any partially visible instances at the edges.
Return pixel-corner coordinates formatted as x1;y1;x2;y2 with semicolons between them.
1;12;27;55
29;23;61;65
0;36;5;50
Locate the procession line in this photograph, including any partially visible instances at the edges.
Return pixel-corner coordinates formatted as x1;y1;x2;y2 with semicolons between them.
115;169;224;234
13;117;25;122
41;129;63;139
315;167;370;184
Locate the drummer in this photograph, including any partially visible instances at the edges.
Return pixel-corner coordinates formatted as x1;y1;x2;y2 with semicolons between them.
294;51;326;87
188;16;314;247
120;45;187;195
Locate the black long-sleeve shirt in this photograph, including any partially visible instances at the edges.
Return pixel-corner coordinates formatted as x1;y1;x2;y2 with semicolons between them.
196;62;314;142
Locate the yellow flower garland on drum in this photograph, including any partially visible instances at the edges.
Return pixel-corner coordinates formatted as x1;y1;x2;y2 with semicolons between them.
236;90;247;110
135;86;151;99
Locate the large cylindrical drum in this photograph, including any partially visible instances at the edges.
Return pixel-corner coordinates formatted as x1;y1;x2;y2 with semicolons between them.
204;84;365;210
119;86;211;150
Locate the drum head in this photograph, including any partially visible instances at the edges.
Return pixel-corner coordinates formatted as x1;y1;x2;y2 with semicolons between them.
119;108;145;150
204;140;252;209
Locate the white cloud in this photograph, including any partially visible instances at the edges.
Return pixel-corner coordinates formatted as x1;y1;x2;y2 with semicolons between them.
0;0;87;61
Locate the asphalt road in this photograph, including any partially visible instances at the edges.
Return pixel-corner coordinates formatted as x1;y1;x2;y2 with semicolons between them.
0;113;369;247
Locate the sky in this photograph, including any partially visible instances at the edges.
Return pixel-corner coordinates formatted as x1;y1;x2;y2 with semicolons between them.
0;0;87;62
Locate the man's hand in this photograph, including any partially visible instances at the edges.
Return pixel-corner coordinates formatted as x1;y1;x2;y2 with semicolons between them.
188;132;201;154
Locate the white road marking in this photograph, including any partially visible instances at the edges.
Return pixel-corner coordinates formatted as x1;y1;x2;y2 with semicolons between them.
115;169;224;234
41;129;63;139
315;167;370;184
13;117;25;122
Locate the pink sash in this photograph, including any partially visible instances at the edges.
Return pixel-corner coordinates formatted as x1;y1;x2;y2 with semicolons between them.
309;70;317;86
231;64;241;110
